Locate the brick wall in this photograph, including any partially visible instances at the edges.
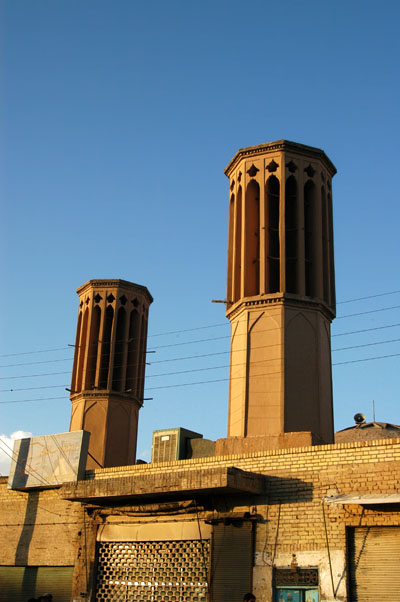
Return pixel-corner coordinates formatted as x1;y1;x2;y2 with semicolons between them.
83;437;400;600
82;437;400;547
0;477;82;566
1;437;400;601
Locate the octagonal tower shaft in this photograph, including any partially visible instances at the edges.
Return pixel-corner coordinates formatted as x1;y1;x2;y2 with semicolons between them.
225;141;336;444
69;279;153;469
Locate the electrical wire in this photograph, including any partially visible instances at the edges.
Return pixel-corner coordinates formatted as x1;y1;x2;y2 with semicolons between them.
0;371;71;381
1;349;400;403
0;346;70;358
332;323;400;337
0;356;74;369
1;288;399;358
336;289;400;304
2;321;400;384
335;304;400;319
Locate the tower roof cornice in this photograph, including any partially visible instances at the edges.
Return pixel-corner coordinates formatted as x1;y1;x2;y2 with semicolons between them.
224;139;337;178
76;279;153;304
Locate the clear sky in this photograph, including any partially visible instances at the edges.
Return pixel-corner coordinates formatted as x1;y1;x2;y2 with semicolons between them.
1;0;399;471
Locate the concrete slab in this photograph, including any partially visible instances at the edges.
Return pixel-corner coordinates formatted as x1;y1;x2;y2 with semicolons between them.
8;430;89;489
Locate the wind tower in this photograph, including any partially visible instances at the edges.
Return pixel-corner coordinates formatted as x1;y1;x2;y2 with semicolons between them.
225;141;336;445
69;279;153;469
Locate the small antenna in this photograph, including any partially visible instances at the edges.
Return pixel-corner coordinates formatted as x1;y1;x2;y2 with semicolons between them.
372;399;376;422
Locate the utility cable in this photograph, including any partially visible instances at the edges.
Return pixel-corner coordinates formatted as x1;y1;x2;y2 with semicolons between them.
336;289;400;304
1;333;400;392
335;305;400;320
0;347;70;359
1;288;399;358
0;357;74;369
1;350;399;403
3;317;400;374
332;323;400;337
2;321;400;384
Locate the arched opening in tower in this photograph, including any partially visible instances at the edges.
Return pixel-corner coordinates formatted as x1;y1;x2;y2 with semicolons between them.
138;313;148;402
266;175;280;293
227;193;235;303
99;305;114;389
85;305;101;389
321;184;330;304
244;179;260;297
112;306;126;391
71;310;82;393
233;186;242;302
76;308;89;392
126;309;140;394
304;180;316;297
285;175;298;294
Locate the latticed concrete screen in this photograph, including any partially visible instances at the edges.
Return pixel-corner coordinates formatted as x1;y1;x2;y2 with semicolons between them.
96;539;210;602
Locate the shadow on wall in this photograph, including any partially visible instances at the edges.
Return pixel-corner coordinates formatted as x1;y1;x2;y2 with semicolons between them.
266;476;314;504
198;475;313;515
15;490;40;588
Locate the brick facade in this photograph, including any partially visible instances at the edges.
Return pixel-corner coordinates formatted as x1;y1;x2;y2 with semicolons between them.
2;437;400;601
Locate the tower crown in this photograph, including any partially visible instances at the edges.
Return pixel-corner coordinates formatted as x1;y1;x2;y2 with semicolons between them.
225;139;336;178
225;140;336;317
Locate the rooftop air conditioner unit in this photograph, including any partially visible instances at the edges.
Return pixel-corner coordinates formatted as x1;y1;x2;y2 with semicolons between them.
151;428;202;463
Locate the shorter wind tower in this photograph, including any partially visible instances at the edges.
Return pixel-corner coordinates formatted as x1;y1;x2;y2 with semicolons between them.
69;279;153;469
225;141;336;445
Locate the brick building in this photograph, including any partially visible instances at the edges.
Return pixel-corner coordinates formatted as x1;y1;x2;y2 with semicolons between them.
1;141;399;602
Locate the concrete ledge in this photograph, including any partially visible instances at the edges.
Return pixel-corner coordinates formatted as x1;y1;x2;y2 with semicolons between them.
215;432;315;455
60;466;266;503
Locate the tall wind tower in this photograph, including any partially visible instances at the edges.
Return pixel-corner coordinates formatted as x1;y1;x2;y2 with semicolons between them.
225;141;336;445
69;279;153;469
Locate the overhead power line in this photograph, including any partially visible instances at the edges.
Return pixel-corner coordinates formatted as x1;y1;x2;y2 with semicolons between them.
335;305;400;320
0;350;399;404
1;325;400;386
0;357;74;369
0;288;399;359
2;316;400;373
336;289;400;304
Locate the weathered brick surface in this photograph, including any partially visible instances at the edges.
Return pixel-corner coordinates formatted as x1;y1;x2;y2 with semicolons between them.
0;478;82;566
1;437;400;601
63;437;400;563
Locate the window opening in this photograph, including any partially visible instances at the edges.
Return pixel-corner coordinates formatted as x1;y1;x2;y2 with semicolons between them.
233;187;242;302
85;305;101;389
71;311;82;392
137;314;148;402
245;180;260;296
76;308;89;392
99;305;114;389
227;193;235;302
274;568;319;602
285;176;298;293
321;186;329;304
266;176;280;292
126;309;140;394
304;180;316;297
112;307;126;391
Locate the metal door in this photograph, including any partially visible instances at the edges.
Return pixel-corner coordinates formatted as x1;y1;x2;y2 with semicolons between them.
348;526;400;601
211;521;253;602
95;539;209;601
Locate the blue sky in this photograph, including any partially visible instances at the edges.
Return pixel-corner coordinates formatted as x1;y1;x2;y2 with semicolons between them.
1;0;399;468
